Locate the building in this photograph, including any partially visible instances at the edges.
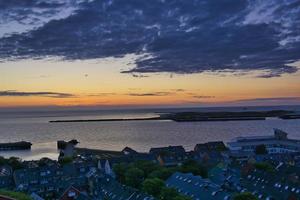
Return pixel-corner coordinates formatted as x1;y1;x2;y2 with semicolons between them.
88;173;154;200
166;172;232;200
240;164;300;200
227;129;300;154
13;161;96;199
0;165;13;189
149;146;186;157
59;185;90;200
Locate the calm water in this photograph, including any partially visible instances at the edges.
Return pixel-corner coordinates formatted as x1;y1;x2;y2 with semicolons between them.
0;106;300;160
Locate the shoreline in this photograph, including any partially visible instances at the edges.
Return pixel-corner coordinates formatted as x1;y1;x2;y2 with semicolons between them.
48;110;296;123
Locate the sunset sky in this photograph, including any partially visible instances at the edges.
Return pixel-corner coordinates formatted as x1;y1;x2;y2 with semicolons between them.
0;0;300;108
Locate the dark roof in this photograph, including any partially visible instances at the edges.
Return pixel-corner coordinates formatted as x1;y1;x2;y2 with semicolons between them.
194;141;227;152
149;145;186;156
166;172;232;200
121;147;138;155
59;185;89;200
91;174;154;200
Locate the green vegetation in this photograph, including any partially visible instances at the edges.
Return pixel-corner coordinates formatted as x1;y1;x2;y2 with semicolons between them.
113;160;206;200
233;192;258;200
178;160;208;178
255;145;268;155
254;162;274;172
124;167;144;188
142;178;165;197
0;189;32;200
0;156;23;170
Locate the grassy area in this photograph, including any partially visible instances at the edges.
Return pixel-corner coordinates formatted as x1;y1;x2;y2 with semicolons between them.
0;190;31;200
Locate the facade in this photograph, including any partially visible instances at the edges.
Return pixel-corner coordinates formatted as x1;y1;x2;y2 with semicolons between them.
227;129;300;154
0;165;13;189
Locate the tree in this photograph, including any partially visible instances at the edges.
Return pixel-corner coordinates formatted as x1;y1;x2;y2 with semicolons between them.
179;160;208;178
234;192;258;200
8;157;23;170
0;156;6;165
160;187;191;200
133;160;160;177
160;187;179;200
148;168;176;180
125;167;144;188
113;163;128;183
255;144;268;155
142;178;165;197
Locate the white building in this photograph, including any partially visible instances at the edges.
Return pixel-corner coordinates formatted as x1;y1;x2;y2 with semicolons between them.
227;129;300;154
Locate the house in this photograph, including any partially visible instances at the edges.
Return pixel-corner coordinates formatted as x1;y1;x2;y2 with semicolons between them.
88;173;154;200
166;172;232;200
150;146;187;166
122;147;138;155
157;154;186;167
59;185;90;200
227;129;300;154
30;192;44;200
240;164;300;200
0;165;13;189
208;163;241;192
149;145;186;157
13;161;96;199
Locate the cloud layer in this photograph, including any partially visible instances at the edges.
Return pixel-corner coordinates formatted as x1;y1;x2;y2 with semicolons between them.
0;90;75;98
0;0;300;77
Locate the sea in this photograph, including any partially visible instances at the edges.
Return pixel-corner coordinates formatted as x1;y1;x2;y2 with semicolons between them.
0;105;300;160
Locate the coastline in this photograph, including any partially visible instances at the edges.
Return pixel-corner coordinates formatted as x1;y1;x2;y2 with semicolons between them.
48;110;295;123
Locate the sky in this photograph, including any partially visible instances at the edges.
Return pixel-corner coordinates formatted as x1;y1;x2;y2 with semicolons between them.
0;0;300;108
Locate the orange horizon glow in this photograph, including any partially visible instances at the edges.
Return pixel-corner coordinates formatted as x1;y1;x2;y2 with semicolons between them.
1;58;300;108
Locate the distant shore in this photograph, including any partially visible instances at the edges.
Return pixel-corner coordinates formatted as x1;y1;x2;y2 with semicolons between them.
49;110;299;123
49;117;162;123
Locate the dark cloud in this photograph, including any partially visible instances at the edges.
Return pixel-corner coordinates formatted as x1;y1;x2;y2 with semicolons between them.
127;92;172;97
0;90;75;98
87;93;117;97
172;89;185;92
0;0;300;77
131;73;149;78
193;95;215;99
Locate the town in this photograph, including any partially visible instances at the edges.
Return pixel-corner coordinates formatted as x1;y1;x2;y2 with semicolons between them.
0;129;300;200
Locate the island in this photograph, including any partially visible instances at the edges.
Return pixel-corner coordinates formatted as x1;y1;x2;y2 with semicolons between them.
49;110;296;123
